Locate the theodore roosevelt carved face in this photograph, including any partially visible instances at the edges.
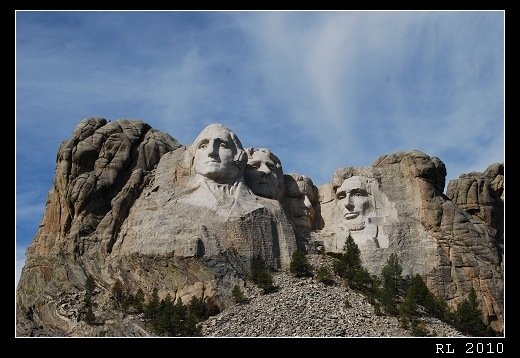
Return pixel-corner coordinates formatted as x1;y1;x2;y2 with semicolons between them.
193;124;246;185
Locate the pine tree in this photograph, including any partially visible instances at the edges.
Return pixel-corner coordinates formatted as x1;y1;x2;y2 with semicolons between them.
250;257;276;294
232;285;249;304
381;253;402;295
155;294;174;335
188;296;208;321
112;279;124;305
84;305;96;325
316;265;334;285
144;287;160;320
455;288;487;336
135;288;145;313
332;235;362;281
289;250;313;278
85;274;95;293
378;254;402;314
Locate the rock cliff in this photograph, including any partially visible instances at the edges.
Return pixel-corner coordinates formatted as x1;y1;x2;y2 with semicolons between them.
16;120;504;336
317;151;503;332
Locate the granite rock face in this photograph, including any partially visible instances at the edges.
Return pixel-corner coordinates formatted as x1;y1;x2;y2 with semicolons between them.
16;120;298;336
317;151;503;332
17;119;504;336
17;118;181;336
446;163;504;257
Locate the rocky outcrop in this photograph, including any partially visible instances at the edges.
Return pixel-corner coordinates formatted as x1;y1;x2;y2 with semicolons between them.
316;151;503;332
17;118;504;336
446;163;504;257
16;118;180;336
17;120;298;337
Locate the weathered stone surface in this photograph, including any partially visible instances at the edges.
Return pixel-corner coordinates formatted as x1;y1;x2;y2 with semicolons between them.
17;118;180;336
282;174;320;250
446;163;504;256
108;124;297;308
316;151;503;332
244;147;285;200
17;119;503;337
17;122;298;337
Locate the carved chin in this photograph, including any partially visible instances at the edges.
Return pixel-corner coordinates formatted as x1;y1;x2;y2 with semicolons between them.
253;184;276;198
346;219;366;231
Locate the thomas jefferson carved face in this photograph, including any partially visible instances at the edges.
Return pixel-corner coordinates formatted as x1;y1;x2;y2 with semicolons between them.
193;124;244;184
335;176;370;222
285;174;317;234
244;148;284;199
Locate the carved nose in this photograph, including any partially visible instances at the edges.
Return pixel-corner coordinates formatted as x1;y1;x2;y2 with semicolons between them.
259;164;271;175
207;141;219;158
304;195;312;208
345;203;355;211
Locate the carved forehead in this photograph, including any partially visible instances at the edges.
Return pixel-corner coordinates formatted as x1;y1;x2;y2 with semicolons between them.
195;124;232;143
246;148;282;166
193;124;243;151
337;176;367;193
285;174;315;197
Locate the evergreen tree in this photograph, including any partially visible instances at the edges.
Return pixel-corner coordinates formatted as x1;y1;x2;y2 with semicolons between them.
316;265;334;285
112;279;124;305
378;254;403;314
332;235;362;281
381;254;402;295
155;294;174;335
290;250;313;278
84;305;96;325
455;288;487;336
135;288;145;313
170;298;188;336
250;257;276;294
232;285;249;304
188;296;208;321
144;287;160;321
257;270;276;294
82;274;96;322
85;274;96;293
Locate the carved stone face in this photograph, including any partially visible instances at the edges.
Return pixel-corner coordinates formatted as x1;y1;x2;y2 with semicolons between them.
285;175;317;234
193;124;241;184
244;149;284;199
335;176;370;222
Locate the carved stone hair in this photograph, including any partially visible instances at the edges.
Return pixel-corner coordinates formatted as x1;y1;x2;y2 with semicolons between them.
245;147;283;170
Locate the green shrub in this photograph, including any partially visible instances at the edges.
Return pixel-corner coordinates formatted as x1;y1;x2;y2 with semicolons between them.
232;285;249;304
290;250;313;278
316;265;334;285
454;288;488;336
250;257;277;294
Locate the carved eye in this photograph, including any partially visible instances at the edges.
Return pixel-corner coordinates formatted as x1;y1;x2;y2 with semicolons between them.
336;192;346;200
352;192;363;197
266;162;275;170
248;162;260;169
220;142;229;149
198;142;207;149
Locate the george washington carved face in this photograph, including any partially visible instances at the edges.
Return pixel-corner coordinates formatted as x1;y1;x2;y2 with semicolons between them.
193;124;245;185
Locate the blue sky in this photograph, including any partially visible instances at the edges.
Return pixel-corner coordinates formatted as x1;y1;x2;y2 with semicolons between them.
16;11;504;283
